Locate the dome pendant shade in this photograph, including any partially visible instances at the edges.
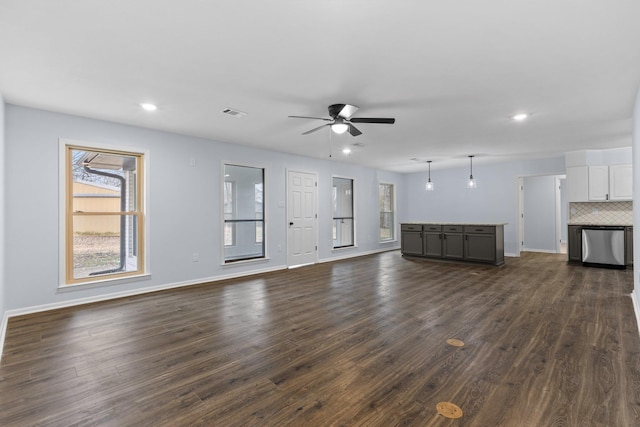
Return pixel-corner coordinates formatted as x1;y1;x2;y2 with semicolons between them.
331;118;349;134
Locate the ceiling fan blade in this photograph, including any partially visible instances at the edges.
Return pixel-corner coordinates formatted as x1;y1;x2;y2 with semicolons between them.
302;123;331;135
338;104;359;119
288;115;332;121
349;117;395;124
348;124;362;136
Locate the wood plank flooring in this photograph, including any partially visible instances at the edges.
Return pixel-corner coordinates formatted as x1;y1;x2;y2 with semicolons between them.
1;251;639;426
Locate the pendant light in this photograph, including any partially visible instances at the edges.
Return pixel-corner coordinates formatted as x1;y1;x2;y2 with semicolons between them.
425;160;434;191
467;155;477;189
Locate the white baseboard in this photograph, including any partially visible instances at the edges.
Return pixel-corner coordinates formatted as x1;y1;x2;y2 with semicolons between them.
319;246;400;263
0;311;8;363
631;291;640;339
0;249;402;361
522;248;559;254
3;264;287;321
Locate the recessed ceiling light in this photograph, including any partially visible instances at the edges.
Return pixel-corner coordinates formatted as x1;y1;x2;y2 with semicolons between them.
140;103;157;112
512;113;528;121
342;147;352;155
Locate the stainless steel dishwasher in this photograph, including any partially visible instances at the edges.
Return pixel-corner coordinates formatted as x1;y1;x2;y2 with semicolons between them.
582;226;626;268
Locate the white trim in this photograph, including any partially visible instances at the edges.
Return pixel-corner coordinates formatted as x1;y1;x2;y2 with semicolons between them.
378;181;396;243
331;174;356;248
4;265;288;321
221;161;268;264
58;138;150;288
320;246;399;263
0;312;8;363
522;248;558;254
631;291;640;339
505;252;519;257
286;169;319;267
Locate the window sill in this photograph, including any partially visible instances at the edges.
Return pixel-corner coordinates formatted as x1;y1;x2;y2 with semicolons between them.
58;273;152;292
332;245;358;252
379;239;398;244
222;257;270;267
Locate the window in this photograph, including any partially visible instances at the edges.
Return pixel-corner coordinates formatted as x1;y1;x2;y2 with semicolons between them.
332;177;354;248
65;145;144;284
223;164;265;262
379;183;395;241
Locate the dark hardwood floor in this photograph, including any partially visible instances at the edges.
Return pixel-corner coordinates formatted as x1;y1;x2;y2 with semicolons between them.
1;251;639;426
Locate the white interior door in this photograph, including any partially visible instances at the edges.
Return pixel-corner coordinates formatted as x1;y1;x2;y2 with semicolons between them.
287;170;317;267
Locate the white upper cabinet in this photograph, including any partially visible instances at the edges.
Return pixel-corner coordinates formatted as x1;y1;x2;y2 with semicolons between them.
587;164;632;201
567;166;589;202
588;165;610;200
609;164;633;200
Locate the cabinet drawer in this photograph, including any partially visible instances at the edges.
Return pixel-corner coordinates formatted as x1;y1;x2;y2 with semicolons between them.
423;225;442;232
443;225;463;233
464;225;495;234
401;224;423;231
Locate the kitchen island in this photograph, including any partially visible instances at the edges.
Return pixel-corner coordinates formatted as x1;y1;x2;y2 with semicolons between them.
401;223;506;266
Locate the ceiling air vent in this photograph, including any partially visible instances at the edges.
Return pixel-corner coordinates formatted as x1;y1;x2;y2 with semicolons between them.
221;107;247;118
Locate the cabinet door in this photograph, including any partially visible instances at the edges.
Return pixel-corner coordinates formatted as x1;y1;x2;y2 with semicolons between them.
464;233;496;263
424;232;443;257
567;225;582;262
443;233;464;259
401;231;423;256
626;227;633;266
609;164;632;200
588;166;609;201
566;166;589;202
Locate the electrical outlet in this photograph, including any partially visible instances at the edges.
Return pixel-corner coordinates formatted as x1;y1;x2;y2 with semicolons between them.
592;207;599;214
192;252;199;262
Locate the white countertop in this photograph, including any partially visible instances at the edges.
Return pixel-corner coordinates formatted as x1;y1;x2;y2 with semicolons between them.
402;222;508;226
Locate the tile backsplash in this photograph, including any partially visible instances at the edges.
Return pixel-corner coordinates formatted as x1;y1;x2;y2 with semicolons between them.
568;201;632;225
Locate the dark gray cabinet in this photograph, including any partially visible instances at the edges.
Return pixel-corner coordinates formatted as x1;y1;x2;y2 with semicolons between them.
400;224;423;256
568;225;583;262
568;225;633;266
400;223;504;265
442;225;464;259
424;225;443;257
626;226;633;266
463;225;504;265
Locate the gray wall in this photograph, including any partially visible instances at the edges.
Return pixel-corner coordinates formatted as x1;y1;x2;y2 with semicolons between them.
633;86;640;315
3;105;403;312
523;175;558;252
402;157;566;255
0;96;5;333
560;178;567;242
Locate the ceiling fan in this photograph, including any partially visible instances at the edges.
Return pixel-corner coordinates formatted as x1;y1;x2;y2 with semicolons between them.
288;103;395;137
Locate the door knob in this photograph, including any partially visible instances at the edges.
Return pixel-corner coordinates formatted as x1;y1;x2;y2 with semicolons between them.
289;222;294;226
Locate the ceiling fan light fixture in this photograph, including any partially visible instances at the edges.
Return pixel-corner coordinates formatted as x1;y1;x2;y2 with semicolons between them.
332;122;349;134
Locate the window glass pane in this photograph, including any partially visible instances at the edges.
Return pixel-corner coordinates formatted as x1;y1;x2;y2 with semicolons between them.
71;149;137;212
225;220;264;261
224;164;265;262
224;223;235;246
71;214;139;279
333;218;354;247
332;177;354;248
379;184;394;241
332;178;353;217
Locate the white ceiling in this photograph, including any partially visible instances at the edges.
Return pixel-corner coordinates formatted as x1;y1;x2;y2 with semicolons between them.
1;1;639;172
